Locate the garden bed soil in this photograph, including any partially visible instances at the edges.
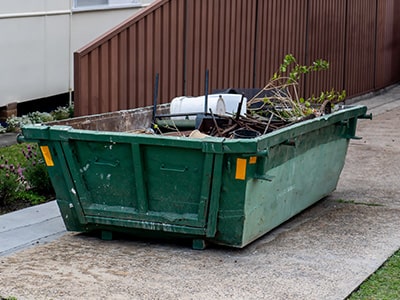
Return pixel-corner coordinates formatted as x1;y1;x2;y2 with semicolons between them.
0;199;32;215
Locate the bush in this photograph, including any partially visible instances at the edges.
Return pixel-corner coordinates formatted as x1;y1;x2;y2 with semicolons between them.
51;104;74;120
0;103;70;212
0;124;6;133
3;103;74;133
0;144;54;212
5;115;32;132
28;111;54;123
22;145;54;196
0;170;20;207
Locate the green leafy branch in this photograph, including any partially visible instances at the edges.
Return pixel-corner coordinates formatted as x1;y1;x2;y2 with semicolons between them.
248;54;347;122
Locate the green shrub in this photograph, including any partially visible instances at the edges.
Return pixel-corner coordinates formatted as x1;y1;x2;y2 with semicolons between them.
0;103;72;212
23;157;54;196
15;191;46;205
21;144;54;197
51;104;74;120
5;115;32;132
0;144;54;212
28;111;54;123
4;103;74;133
0;171;20;207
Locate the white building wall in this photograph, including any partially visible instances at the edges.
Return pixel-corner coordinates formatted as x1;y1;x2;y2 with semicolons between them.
0;0;152;108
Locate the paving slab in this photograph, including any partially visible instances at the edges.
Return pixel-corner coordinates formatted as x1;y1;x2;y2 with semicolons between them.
0;201;66;257
0;86;399;299
0;132;18;148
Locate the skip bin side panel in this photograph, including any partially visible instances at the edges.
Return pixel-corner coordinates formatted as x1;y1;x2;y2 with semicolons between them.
241;124;349;246
142;144;212;225
46;131;216;235
63;140;139;218
210;118;351;247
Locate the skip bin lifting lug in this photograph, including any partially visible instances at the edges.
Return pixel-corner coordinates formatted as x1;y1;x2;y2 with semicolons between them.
254;174;275;182
358;113;372;120
346;135;363;140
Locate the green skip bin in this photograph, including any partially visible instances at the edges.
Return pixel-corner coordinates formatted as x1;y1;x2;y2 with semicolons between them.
18;104;369;249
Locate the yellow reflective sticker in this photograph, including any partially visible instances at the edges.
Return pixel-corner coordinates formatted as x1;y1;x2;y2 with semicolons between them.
40;146;55;167
235;158;247;180
249;156;257;164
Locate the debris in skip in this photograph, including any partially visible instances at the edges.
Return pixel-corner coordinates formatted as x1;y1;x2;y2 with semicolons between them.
152;54;347;139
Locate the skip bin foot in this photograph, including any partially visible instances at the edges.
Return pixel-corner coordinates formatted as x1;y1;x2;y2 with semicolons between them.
101;230;113;241
192;239;207;250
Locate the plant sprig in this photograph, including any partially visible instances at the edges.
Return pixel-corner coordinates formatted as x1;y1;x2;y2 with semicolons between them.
248;54;346;121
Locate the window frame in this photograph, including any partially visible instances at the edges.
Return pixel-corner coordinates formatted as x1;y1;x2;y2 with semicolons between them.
72;0;143;12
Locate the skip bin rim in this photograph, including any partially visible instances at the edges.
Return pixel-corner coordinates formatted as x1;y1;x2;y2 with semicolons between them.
19;105;367;155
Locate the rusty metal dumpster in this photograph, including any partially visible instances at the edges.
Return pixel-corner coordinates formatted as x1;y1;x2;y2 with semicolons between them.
18;104;368;249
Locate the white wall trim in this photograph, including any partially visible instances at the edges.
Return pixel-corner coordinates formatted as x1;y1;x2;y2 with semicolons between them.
71;3;149;13
0;3;150;19
0;10;71;20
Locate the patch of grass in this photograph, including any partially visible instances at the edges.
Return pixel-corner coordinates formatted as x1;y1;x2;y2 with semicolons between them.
0;143;26;164
348;250;400;299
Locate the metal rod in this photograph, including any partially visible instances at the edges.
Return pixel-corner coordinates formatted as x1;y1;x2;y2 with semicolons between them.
152;73;159;127
204;69;209;114
235;94;245;121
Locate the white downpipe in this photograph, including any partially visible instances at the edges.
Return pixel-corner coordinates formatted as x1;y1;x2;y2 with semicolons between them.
69;0;73;106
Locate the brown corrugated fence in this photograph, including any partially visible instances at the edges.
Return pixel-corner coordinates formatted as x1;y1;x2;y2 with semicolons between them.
74;0;400;116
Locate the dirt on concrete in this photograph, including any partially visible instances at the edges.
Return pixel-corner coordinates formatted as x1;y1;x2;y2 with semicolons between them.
0;105;399;300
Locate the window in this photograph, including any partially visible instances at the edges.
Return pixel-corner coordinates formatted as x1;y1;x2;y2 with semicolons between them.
74;0;141;10
76;0;107;6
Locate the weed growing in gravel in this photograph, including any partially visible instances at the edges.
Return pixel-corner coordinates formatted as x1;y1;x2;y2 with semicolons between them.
336;199;384;207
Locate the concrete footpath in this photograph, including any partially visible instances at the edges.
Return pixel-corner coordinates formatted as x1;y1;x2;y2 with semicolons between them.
0;85;399;299
0;201;66;257
0;132;19;148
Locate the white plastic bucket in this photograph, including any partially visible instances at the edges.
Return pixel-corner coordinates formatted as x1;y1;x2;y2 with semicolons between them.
170;95;226;120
